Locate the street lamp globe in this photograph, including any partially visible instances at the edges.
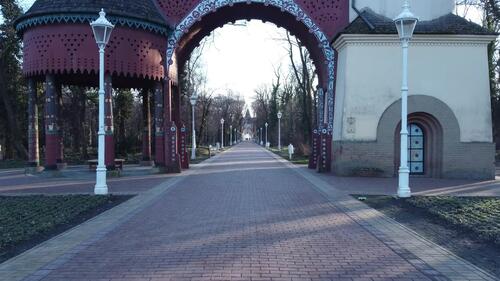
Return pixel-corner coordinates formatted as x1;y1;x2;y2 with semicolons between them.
221;118;225;125
190;94;198;106
394;0;418;42
90;9;114;47
277;112;282;119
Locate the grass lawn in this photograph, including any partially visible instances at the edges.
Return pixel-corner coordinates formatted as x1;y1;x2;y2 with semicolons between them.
407;196;500;244
359;195;500;277
0;194;130;263
268;147;309;165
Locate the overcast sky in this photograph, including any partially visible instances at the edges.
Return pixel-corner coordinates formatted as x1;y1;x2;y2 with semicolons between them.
1;1;484;107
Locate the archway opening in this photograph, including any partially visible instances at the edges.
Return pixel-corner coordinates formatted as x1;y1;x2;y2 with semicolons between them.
177;20;319;156
165;1;336;171
394;112;444;178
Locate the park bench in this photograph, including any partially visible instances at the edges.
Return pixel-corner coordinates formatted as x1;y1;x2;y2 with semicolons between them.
88;159;125;170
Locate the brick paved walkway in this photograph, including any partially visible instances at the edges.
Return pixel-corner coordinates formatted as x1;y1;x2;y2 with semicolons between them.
0;143;495;281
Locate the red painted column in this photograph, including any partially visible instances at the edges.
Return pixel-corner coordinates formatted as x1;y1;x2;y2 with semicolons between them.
173;85;184;156
179;123;189;169
141;89;152;164
27;78;40;169
309;129;320;169
104;74;115;170
164;79;172;124
163;79;172;170
154;81;165;166
163;79;180;173
165;121;181;173
44;74;60;170
318;130;332;173
172;84;181;125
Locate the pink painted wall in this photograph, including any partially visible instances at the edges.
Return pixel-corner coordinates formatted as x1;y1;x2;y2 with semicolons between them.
22;24;166;80
155;0;349;41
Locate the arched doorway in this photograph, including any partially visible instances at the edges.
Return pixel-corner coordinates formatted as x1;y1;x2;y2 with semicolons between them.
394;112;444;178
407;123;425;175
162;1;343;172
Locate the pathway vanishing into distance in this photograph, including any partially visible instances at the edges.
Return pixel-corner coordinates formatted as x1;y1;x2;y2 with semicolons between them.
0;143;496;281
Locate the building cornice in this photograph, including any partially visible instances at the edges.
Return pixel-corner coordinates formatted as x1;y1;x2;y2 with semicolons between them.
333;34;498;51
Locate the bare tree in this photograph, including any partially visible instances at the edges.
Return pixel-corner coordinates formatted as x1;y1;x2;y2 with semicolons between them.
285;31;317;145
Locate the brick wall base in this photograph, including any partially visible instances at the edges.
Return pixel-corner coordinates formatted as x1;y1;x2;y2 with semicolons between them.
332;140;495;180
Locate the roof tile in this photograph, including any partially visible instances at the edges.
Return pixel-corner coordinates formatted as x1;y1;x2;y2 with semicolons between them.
19;0;166;26
339;9;496;38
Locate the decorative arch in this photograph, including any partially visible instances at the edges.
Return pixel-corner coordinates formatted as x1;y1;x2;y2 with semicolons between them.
165;0;336;131
377;95;461;178
377;95;461;143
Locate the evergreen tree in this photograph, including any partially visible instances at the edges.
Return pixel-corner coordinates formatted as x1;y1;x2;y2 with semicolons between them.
0;0;27;158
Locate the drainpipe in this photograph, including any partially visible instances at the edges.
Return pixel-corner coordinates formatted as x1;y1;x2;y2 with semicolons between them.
352;0;375;30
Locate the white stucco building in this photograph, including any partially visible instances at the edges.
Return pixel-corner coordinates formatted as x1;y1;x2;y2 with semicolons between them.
332;0;497;179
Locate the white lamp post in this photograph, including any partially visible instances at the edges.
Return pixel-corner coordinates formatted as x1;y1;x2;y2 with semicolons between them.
220;118;225;148
277;112;282;150
190;94;198;160
265;122;268;147
230;125;233;146
394;0;418;198
91;9;114;195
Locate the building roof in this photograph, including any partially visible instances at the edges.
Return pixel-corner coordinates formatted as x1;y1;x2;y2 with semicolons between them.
338;9;497;39
15;0;168;35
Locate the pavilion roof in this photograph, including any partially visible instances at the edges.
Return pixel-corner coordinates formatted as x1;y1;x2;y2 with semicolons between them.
337;9;497;40
15;0;168;35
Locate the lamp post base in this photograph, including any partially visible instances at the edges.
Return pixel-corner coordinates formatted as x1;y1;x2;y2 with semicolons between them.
398;189;411;198
397;168;411;198
94;185;108;195
191;147;196;160
94;167;108;195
